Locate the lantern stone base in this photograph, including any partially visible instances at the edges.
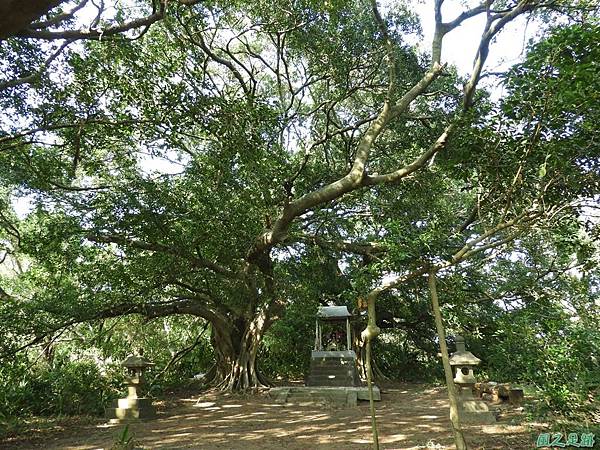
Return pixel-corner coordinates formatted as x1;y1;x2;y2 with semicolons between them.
457;386;496;424
105;397;156;423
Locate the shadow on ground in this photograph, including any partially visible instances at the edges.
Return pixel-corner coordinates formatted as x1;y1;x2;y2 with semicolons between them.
0;383;545;449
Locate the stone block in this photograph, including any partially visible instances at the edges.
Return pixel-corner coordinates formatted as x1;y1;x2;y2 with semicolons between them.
269;386;379;408
457;386;496;424
508;388;524;405
269;387;290;404
115;397;153;409
105;399;156;424
105;396;156;423
346;390;358;407
356;386;381;401
462;399;492;413
460;410;497;424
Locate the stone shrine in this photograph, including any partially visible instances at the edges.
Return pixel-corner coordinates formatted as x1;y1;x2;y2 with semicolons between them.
306;305;361;387
270;305;380;407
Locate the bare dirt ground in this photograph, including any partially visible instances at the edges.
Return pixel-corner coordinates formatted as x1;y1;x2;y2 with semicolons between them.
0;383;546;449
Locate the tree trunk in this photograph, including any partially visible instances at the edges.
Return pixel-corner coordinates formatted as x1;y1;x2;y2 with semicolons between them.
0;0;63;39
355;338;389;382
209;312;272;391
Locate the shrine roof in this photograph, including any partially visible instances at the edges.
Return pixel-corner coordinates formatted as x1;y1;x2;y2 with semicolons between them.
317;305;352;319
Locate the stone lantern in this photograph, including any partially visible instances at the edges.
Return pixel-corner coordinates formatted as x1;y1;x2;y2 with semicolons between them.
105;354;156;423
449;336;495;424
450;336;480;386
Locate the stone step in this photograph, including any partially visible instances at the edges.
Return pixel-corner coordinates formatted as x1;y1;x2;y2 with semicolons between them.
269;386;381;406
287;393;348;401
312;367;354;372
286;392;358;407
306;379;358;387
310;358;356;365
311;355;357;360
309;363;357;370
306;377;356;383
307;352;362;388
308;368;355;376
310;366;358;373
310;360;354;366
105;406;156;421
287;388;350;395
309;370;355;377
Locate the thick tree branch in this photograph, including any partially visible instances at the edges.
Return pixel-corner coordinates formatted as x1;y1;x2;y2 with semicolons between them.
432;0;488;65
371;0;396;101
463;0;535;109
98;297;228;325
15;0;167;40
292;234;386;257
389;62;446;120
247;48;445;264
29;0;89;30
0;296;227;360
364;123;455;185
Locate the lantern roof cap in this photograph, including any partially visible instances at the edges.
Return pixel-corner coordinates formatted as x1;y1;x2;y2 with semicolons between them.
449;335;480;366
317;305;352;320
449;351;481;366
122;355;155;369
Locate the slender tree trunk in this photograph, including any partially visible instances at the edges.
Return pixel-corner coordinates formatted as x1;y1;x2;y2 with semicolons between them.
428;270;468;450
209;312;272;391
362;293;381;450
365;338;380;450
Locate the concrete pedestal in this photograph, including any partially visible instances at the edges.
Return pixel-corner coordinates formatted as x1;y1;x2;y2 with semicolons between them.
105;396;156;423
306;350;362;387
458;386;496;424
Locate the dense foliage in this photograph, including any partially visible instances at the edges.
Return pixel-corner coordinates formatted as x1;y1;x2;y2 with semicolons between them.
0;0;599;434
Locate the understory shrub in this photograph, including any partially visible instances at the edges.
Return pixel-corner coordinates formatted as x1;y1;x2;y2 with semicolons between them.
483;312;600;419
0;356;117;420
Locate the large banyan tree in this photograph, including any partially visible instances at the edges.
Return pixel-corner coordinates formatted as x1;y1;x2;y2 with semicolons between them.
1;0;599;390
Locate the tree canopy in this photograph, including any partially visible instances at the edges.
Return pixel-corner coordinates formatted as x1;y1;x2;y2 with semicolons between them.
0;0;599;403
